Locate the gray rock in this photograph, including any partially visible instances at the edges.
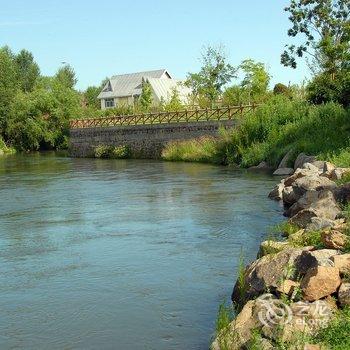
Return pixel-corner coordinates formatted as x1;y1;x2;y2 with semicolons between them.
295;249;339;275
302;162;320;173
291;176;337;200
338;282;350;307
294;153;316;170
305;217;340;231
273;167;295;176
231;248;312;306
277;150;293;169
268;181;285;201
287;190;341;226
282;186;299;205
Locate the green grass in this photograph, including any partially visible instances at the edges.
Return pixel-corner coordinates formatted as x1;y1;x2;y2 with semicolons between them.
271;221;300;238
161;96;350;167
161;136;227;164
311;307;350;350
215;302;234;334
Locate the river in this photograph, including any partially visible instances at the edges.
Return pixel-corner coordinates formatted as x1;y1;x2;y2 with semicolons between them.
0;153;282;350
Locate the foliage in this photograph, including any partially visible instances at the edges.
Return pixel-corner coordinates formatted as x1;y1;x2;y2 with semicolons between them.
164;88;183;111
161;136;227;164
139;79;153;112
215;302;234;334
311;307;350;350
240;59;270;102
281;0;350;74
15;49;40;93
0;47;19;134
94;145;131;159
307;70;350;106
84;86;101;109
327;148;350;167
55;64;77;88
162;97;350;167
273;83;290;96
0;137;15;155
186;45;237;104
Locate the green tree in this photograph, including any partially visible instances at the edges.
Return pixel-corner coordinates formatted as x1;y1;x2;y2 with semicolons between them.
186;45;237;105
281;0;350;74
55;64;77;88
84;86;101;108
240;59;270;102
0;47;19;135
164;88;183;111
139;79;153;112
15;49;40;92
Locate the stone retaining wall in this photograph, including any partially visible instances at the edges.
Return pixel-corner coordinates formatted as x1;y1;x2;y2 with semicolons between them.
69;120;236;158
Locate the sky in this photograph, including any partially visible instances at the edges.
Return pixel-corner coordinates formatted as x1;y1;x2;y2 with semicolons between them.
0;0;310;90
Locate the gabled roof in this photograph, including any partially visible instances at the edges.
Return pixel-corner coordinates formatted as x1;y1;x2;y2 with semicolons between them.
147;78;192;103
98;69;171;99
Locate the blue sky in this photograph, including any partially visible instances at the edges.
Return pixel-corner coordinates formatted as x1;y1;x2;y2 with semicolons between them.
1;0;309;90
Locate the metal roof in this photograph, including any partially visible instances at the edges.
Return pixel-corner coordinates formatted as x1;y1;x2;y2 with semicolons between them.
97;69;171;99
147;78;192;103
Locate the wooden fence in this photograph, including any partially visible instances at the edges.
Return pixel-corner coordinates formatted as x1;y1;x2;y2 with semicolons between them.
70;104;258;129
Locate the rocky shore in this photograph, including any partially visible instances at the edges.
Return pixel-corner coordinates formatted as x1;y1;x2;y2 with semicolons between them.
212;153;350;350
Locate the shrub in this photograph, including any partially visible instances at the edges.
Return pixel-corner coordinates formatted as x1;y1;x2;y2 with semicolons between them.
273;83;290;96
94;145;131;159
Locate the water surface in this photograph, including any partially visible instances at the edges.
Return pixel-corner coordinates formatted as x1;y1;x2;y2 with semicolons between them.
0;154;282;349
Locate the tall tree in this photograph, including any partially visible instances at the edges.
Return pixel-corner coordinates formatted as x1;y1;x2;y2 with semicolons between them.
0;47;19;135
240;59;270;102
139;79;153;112
186;45;237;105
281;0;350;75
55;64;77;88
15;49;40;92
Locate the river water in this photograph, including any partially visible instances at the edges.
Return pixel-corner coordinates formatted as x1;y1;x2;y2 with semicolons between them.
0;153;282;350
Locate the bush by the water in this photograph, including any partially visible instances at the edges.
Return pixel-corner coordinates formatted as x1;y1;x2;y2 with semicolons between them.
94;145;131;159
162;96;350;168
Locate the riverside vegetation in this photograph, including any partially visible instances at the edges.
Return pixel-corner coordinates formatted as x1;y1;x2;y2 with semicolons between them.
212;155;350;350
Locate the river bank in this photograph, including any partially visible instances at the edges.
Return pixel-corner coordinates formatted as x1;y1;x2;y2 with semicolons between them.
211;153;350;349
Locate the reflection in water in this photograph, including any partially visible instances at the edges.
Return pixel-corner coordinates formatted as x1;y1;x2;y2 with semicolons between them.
0;153;282;350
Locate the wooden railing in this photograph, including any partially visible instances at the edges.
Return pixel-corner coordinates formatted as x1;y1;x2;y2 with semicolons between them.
70;104;258;129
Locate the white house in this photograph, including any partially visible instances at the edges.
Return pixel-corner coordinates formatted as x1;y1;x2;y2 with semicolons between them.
97;69;191;109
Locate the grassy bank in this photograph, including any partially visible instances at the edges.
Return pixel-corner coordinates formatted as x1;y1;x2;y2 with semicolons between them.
0;138;16;155
162;96;350;168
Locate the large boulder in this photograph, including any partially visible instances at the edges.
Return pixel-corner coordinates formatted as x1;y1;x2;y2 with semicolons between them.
288;190;341;228
294;153;316;170
268;181;285;201
284;168;318;187
331;253;350;274
232;248;312;306
321;230;348;250
258;240;291;257
211;300;259;350
291;176;337;200
338;282;350;307
261;299;334;343
301;266;341;301
333;183;350;204
295;249;339;274
282;186;299;205
305;217;344;231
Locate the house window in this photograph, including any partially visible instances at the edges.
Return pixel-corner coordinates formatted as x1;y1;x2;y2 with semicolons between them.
104;98;115;108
